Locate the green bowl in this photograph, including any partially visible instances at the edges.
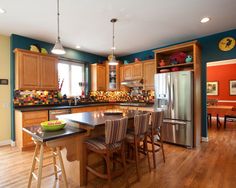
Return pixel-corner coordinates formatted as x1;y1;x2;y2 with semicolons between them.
40;120;66;131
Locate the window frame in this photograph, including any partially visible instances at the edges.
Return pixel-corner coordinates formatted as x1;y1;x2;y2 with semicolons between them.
58;59;85;97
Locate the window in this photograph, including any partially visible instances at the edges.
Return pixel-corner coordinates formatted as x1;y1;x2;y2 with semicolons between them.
58;60;84;97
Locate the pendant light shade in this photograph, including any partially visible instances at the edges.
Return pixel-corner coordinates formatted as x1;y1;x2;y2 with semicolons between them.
109;55;118;65
108;18;118;65
52;38;65;55
51;0;66;55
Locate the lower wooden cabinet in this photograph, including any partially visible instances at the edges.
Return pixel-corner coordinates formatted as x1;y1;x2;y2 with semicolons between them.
15;110;48;150
71;105;114;113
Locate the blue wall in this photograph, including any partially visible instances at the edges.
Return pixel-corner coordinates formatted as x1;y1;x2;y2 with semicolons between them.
10;34;106;140
120;28;236;138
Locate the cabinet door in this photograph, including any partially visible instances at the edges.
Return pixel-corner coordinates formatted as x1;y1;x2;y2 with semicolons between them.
106;63;120;91
97;65;106;91
40;56;58;90
120;66;129;91
17;52;40;89
22;111;48;147
132;63;143;79
143;61;156;90
123;65;132;80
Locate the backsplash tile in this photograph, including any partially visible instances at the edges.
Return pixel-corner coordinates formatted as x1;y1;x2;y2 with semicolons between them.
14;90;65;106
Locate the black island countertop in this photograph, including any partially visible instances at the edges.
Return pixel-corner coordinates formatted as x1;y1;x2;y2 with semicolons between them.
15;102;154;112
23;125;86;142
57;110;148;128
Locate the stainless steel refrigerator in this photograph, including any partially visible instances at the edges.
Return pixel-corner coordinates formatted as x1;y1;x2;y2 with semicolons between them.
154;71;193;148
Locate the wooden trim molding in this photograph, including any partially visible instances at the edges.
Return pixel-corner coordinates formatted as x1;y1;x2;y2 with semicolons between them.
207;59;236;67
201;137;209;142
0;139;11;146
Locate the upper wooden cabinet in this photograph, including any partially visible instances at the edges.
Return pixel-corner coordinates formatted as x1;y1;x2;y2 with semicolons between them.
15;49;58;90
15;51;41;89
123;62;143;81
132;62;143;79
119;65;129;91
106;62;120;91
143;59;156;90
123;65;133;80
91;63;106;91
40;56;58;90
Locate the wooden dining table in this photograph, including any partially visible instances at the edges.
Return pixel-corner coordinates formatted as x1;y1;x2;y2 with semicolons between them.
207;105;234;128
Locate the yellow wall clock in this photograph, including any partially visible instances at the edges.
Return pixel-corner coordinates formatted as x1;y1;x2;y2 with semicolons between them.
218;37;235;51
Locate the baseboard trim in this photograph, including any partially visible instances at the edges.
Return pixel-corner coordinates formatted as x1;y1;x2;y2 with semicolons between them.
11;140;16;147
202;137;209;142
0;139;11;146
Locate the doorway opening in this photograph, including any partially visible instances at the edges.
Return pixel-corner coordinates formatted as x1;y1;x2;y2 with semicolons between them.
206;59;236;138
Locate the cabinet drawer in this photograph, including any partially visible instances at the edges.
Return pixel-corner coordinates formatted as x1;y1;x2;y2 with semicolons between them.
23;111;48;120
22;111;48;126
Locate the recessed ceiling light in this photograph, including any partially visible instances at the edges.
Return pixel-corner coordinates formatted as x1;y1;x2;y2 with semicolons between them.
201;17;210;23
0;8;6;14
76;45;81;49
111;46;116;50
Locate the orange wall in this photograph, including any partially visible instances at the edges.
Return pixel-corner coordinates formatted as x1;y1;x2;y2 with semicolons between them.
207;63;236;106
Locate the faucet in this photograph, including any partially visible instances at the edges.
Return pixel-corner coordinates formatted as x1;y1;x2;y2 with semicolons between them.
74;96;78;106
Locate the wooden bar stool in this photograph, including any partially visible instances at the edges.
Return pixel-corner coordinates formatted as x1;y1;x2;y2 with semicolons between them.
126;112;151;181
84;117;129;188
27;139;68;188
147;110;165;169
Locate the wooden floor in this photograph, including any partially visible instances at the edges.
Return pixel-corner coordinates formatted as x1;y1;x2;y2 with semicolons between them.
1;122;236;188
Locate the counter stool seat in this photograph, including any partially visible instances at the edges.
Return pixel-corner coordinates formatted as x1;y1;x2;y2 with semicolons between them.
85;136;122;152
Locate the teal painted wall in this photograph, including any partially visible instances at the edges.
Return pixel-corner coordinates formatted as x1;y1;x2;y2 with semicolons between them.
120;28;236;138
10;34;106;140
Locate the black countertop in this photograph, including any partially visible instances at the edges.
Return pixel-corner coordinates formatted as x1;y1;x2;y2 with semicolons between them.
15;102;154;112
23;125;86;142
57;110;148;128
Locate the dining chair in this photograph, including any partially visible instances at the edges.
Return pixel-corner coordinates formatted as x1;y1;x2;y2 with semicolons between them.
125;112;151;181
147;110;165;169
84;117;128;188
224;107;236;129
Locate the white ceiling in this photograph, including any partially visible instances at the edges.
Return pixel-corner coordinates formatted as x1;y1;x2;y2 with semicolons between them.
0;0;236;57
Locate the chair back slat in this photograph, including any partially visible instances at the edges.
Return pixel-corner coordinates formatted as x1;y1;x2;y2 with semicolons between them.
134;113;150;136
105;117;128;144
151;111;164;131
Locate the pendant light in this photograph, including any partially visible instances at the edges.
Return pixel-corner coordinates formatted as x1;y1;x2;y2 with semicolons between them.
51;0;66;55
108;18;118;65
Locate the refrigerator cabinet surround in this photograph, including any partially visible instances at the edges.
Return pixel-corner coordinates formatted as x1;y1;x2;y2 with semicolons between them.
154;71;193;147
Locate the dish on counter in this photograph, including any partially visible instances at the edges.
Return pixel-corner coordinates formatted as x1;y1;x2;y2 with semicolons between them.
160;69;170;73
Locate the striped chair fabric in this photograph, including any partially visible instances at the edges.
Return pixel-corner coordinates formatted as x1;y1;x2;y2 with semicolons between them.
105;117;128;145
150;110;164;131
85;136;122;151
134;113;150;136
85;117;128;151
126;113;150;142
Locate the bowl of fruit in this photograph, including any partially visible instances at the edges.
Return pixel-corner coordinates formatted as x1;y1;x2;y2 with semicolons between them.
40;120;66;131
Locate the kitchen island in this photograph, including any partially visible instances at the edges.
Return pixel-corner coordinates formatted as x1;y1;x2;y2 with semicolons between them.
56;110;145;187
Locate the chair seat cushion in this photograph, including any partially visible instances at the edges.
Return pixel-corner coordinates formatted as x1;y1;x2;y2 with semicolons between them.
126;132;145;143
85;136;122;151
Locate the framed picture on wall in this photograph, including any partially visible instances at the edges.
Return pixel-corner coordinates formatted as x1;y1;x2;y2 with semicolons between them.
229;80;236;95
207;81;218;96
